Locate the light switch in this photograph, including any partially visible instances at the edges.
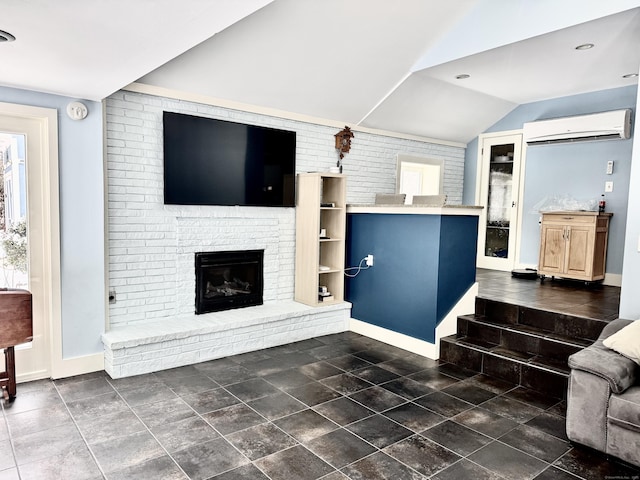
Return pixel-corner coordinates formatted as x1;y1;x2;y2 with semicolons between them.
605;181;613;193
607;160;614;175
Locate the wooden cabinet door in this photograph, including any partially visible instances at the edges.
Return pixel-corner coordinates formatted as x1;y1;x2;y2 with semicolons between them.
539;224;565;274
564;226;594;277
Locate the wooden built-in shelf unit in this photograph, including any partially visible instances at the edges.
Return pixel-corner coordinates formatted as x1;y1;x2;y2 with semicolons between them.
295;173;346;306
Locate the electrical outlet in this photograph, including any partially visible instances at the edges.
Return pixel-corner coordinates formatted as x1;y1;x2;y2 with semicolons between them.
366;254;374;267
605;181;614;193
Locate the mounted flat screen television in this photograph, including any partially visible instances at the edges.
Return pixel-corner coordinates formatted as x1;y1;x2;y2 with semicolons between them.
163;111;296;207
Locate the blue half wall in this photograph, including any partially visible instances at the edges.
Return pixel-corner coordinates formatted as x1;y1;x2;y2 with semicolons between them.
346;212;478;343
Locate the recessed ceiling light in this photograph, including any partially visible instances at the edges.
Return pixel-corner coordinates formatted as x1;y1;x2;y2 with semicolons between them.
575;43;594;50
455;74;470;80
622;73;639;79
0;30;15;42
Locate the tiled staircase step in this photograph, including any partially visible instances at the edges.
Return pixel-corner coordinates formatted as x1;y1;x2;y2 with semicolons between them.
543;331;592;348
456;336;498;351
518;307;608;342
440;335;569;398
529;355;571;375
474;298;518;325
461;312;589;342
490;346;535;361
440;296;612;399
458;315;589;361
460;313;589;344
475;297;609;342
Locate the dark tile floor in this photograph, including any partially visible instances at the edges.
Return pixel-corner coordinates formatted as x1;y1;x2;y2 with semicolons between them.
2;330;639;479
476;269;621;321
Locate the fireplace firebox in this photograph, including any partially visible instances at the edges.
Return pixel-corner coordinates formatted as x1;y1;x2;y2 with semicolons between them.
195;250;264;314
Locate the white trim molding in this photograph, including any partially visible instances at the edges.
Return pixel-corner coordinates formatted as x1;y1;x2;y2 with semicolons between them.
0;102;62;381
604;273;622;287
50;353;105;380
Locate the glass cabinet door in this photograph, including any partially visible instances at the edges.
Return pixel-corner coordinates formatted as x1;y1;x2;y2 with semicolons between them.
476;133;523;271
484;143;514;258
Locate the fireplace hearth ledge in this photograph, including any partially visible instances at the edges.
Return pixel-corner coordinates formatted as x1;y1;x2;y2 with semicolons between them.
102;300;352;378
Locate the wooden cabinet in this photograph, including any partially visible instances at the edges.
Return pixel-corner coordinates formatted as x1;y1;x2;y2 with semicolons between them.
295;173;346;306
538;211;612;282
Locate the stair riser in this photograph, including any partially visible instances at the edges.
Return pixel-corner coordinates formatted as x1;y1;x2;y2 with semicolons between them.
520;309;605;342
441;339;568;399
483;354;520;384
475;297;518;325
466;319;501;344
477;298;607;342
458;317;585;362
440;339;483;371
521;365;568;398
501;330;539;356
539;338;582;361
457;317;468;336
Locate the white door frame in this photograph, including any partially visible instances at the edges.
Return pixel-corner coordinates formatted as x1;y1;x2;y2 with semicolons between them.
475;130;525;271
0;102;62;382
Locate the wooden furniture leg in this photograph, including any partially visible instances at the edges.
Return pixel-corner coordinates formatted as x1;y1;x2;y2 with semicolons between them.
5;347;15;400
0;347;16;403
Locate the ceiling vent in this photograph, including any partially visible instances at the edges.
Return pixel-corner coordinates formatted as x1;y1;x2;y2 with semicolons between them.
523;109;632;145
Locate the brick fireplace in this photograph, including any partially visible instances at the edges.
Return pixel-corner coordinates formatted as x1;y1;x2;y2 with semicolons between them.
102;93;354;377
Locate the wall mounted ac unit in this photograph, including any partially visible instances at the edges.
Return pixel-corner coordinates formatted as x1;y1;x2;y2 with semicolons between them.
523;109;632;145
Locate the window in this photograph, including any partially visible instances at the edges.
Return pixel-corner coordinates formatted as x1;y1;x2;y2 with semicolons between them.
396;154;443;204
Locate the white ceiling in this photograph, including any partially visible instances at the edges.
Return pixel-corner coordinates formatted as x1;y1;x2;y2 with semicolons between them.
0;0;272;100
1;0;639;144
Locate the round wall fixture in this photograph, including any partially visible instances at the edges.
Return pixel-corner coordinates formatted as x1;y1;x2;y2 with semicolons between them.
0;30;16;42
66;101;88;121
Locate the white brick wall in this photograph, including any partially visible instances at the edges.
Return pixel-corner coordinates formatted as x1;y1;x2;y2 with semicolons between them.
103;301;350;378
105;90;464;328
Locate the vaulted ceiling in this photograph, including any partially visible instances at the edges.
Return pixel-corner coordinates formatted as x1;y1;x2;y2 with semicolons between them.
1;0;639;144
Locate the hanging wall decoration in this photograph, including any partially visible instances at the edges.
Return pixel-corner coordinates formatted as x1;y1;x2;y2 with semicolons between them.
334;126;354;173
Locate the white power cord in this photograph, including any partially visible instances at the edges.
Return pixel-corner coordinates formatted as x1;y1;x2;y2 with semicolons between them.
344;257;371;278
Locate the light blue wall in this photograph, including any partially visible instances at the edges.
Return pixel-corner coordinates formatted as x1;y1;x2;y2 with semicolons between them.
0;87;105;358
464;85;638;275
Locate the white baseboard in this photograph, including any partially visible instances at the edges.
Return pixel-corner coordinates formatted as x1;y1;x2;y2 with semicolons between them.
349;282;478;360
604;273;622;287
349;318;439;359
16;369;49;384
50;352;105;380
16;352;105;383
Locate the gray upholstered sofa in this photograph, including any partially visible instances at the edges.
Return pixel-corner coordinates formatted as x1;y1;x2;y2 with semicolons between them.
567;318;640;467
